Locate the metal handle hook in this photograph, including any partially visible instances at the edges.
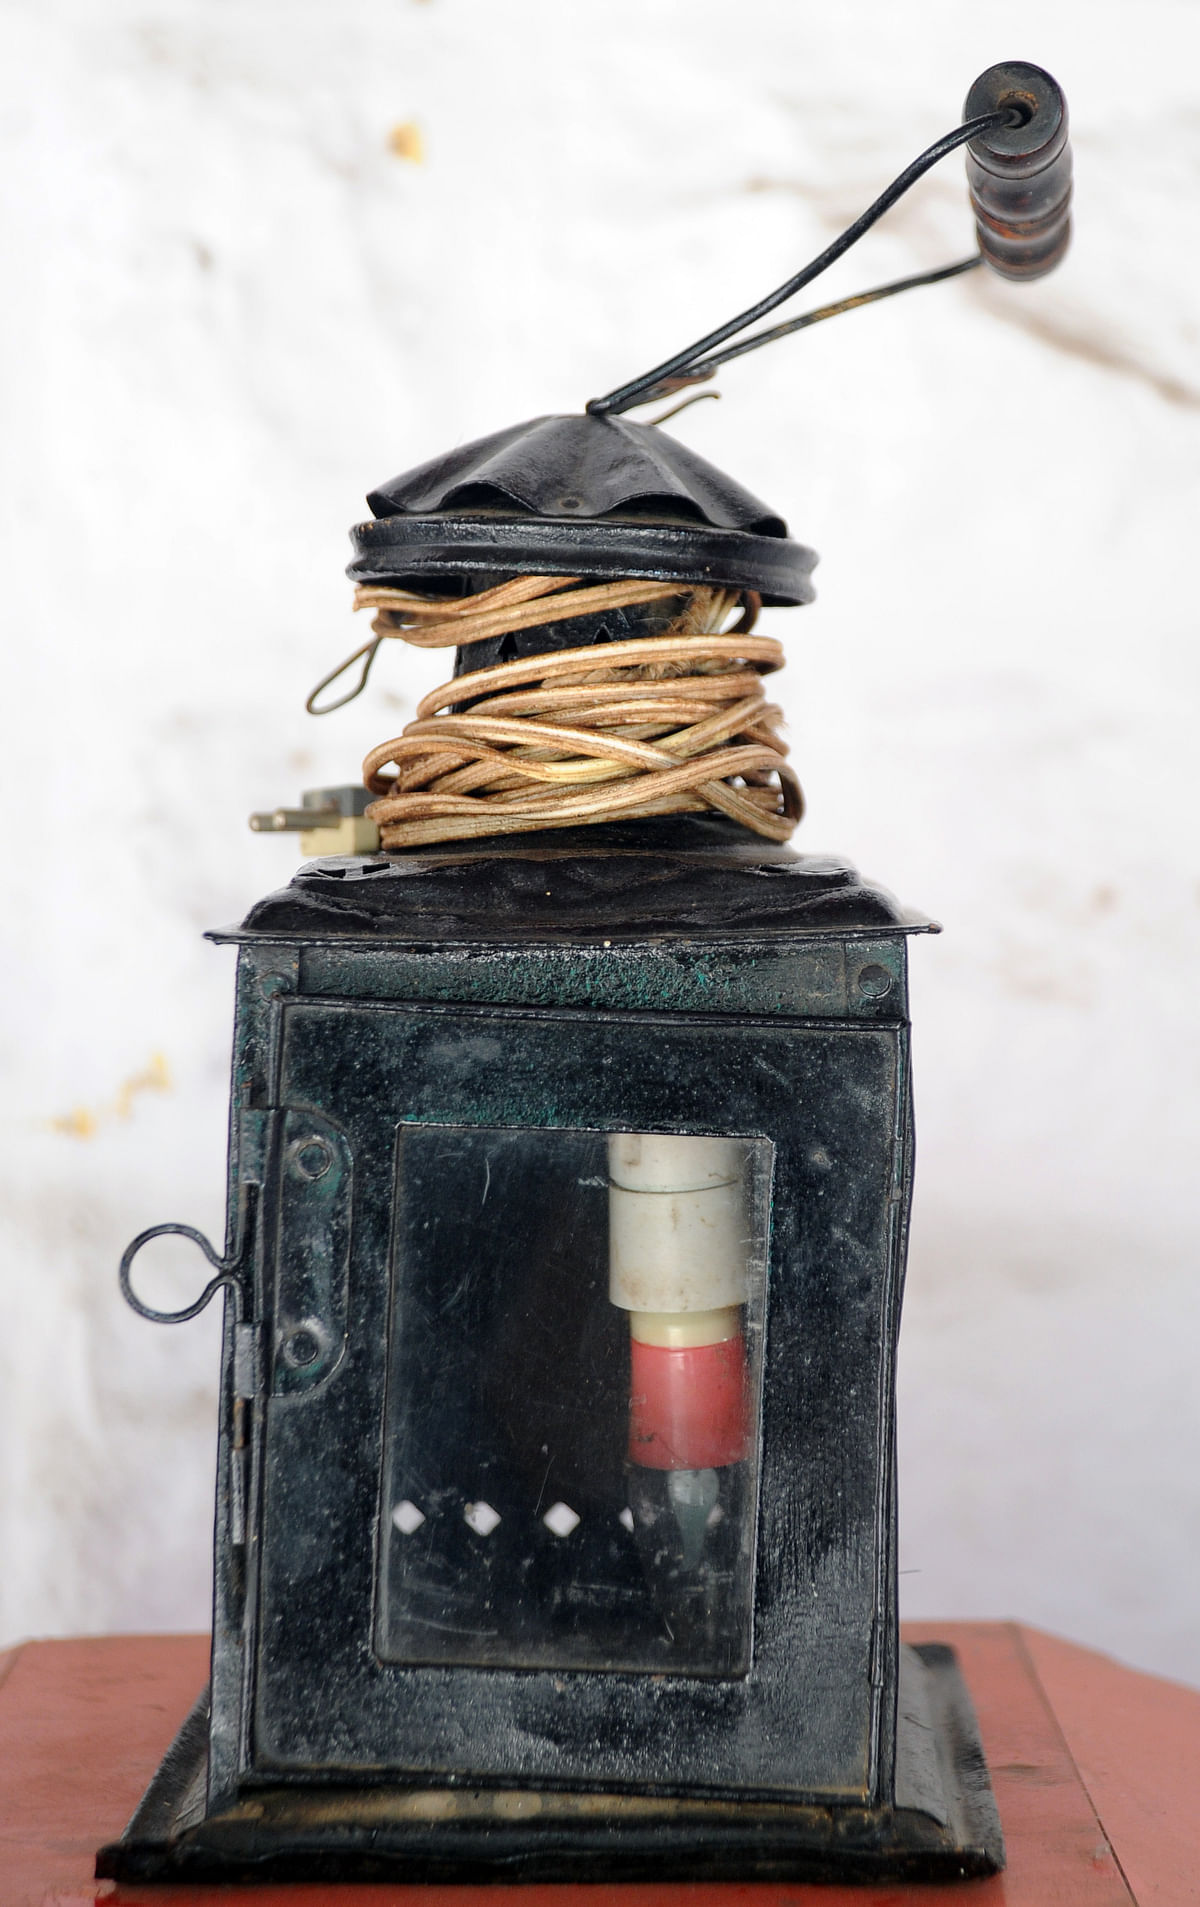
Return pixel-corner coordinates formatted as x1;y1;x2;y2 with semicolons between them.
120;1209;249;1325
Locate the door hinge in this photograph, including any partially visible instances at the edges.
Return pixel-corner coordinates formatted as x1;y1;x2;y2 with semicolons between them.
233;1321;264;1400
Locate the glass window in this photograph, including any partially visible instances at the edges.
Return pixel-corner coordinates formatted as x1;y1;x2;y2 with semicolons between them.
376;1126;771;1677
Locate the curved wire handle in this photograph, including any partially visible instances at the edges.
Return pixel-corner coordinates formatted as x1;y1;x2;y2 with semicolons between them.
586;109;1017;417
662;254;981;386
120;1215;248;1325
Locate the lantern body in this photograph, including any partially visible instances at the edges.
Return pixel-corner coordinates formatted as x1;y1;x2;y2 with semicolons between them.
100;818;1002;1883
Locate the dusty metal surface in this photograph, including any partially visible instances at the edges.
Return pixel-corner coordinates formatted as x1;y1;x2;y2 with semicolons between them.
227;816;936;945
98;1644;1002;1882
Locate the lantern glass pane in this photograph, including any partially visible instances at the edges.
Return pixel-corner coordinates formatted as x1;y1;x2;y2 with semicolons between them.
377;1125;771;1677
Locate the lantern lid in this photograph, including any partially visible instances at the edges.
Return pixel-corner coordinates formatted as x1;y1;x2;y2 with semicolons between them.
218;817;937;944
348;413;817;606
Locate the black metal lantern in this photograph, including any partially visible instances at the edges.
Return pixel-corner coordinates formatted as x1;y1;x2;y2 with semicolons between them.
100;62;1071;1887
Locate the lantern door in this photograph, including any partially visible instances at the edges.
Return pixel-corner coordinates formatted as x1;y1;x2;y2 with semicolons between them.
246;994;908;1802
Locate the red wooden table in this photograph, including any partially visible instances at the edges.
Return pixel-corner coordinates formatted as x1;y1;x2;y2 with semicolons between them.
1;1623;1197;1906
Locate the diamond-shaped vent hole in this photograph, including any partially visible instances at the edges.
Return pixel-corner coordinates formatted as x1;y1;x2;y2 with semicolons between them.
543;1501;580;1538
464;1500;501;1536
392;1499;426;1535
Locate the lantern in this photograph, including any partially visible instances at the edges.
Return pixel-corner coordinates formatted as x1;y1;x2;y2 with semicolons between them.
99;62;1071;1886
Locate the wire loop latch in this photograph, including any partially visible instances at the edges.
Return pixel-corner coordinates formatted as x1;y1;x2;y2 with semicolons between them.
119;1191;254;1325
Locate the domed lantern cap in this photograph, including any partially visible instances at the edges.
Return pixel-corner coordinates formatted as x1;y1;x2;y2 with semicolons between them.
348;412;817;606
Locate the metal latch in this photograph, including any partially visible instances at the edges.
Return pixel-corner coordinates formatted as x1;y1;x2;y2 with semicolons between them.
118;1185;256;1326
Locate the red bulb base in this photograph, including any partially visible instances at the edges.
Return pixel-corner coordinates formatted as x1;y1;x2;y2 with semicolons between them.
628;1333;748;1471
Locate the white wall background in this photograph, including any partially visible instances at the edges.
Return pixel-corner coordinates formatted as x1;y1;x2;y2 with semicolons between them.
3;0;1198;1685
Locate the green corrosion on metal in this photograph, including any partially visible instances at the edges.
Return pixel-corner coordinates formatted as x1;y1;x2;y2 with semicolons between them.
296;939;907;1022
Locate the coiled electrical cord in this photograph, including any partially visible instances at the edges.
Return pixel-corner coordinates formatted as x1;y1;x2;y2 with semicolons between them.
351;577;801;848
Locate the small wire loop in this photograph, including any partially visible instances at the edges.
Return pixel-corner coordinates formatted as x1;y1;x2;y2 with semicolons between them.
305;636;382;716
120;1219;247;1325
646;390;722;427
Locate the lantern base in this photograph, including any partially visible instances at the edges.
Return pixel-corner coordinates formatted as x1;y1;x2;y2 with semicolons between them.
97;1642;1003;1884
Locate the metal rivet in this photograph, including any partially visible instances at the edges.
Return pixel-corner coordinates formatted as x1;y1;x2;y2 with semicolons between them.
856;963;893;1000
287;1135;333;1182
280;1321;326;1369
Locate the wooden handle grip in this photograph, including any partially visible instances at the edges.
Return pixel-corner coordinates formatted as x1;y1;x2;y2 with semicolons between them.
964;61;1072;281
